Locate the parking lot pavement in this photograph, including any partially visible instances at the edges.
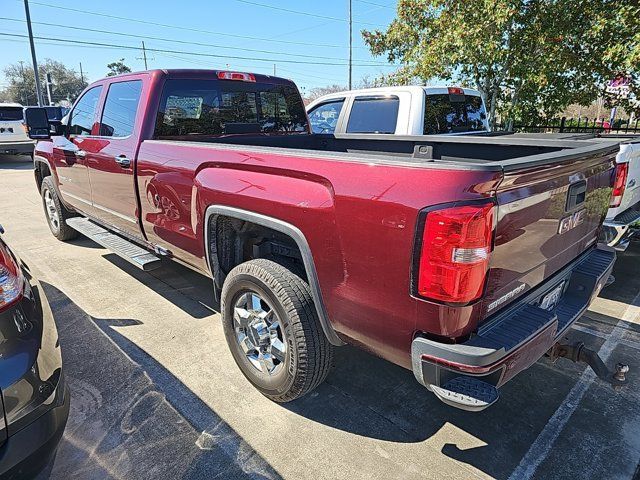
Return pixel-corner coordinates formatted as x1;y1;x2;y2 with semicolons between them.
1;155;639;480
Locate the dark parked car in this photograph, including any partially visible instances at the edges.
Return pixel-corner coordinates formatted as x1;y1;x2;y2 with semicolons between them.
0;225;69;479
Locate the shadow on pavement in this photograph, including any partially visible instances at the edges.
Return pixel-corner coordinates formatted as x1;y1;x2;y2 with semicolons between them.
0;155;33;170
39;282;281;480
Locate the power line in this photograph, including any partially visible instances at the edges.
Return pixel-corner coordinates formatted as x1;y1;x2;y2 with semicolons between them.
233;0;381;27
354;0;396;9
0;32;397;68
25;0;371;50
0;17;388;65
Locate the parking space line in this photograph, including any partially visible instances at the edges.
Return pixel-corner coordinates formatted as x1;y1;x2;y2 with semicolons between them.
571;324;640;351
508;292;640;480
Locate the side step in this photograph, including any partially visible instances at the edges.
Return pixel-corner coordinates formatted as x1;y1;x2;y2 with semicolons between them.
430;377;499;412
66;217;161;271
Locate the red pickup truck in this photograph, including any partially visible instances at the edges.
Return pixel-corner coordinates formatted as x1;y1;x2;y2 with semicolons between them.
24;69;628;411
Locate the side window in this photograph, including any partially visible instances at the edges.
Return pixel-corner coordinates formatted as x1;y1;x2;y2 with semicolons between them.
346;96;399;134
308;100;344;134
69;86;103;136
100;80;143;137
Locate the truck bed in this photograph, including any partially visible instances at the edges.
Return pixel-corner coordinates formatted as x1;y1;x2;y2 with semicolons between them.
152;132;622;171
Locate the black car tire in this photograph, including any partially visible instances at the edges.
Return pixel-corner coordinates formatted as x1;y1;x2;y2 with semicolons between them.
221;259;334;402
41;176;78;241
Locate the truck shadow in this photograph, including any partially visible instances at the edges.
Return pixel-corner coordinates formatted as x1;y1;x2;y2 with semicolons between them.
39;281;281;480
0;155;33;169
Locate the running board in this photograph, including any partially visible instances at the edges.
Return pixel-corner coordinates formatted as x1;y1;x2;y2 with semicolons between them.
66;217;161;271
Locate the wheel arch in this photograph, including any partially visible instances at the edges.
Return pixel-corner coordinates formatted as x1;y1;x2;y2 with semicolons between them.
204;205;344;346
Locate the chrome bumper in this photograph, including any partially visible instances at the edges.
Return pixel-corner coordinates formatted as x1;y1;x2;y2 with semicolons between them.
603;207;640;251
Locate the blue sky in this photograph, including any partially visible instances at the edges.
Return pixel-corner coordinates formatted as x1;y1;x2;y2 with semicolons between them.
0;0;398;95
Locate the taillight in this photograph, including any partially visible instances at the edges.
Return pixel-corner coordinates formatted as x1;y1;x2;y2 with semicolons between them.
610;163;629;208
416;202;495;304
447;87;464;95
0;243;22;311
217;71;256;82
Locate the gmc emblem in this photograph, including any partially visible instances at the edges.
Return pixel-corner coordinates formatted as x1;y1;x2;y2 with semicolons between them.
558;209;586;234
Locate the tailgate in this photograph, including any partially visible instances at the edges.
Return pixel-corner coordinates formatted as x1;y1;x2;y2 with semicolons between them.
481;146;617;320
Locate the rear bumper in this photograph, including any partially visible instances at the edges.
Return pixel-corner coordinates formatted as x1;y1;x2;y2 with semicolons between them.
603;205;640;251
0;141;34;155
0;382;69;480
412;247;616;406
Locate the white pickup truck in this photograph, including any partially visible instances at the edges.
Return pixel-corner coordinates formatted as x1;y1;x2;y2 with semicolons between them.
602;137;640;250
306;86;490;135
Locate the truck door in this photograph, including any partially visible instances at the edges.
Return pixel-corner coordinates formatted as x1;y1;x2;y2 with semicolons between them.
87;79;143;235
52;85;102;214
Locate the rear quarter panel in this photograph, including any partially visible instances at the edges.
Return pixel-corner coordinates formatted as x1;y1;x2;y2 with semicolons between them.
136;140;503;368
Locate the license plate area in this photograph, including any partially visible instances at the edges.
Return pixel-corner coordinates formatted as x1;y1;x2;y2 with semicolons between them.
539;281;566;311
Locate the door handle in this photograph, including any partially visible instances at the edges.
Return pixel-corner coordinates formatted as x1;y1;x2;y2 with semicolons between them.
75;149;87;158
114;155;131;168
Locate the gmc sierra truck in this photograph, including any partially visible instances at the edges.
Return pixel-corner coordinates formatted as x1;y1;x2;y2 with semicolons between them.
24;69;629;411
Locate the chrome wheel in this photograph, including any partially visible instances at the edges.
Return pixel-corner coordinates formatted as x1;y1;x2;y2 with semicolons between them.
233;291;286;375
44;189;60;231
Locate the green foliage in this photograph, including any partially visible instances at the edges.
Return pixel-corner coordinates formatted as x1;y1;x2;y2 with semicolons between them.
1;59;87;105
362;0;640;126
106;59;132;77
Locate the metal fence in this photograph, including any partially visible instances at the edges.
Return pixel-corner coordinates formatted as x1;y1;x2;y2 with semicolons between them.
497;116;640;134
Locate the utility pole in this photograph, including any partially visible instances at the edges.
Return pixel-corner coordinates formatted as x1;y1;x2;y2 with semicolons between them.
79;62;85;84
24;0;43;106
273;64;276;76
348;0;353;90
45;72;53;105
141;41;148;70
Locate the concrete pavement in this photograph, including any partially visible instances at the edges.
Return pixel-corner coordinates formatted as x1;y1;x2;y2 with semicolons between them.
1;155;639;480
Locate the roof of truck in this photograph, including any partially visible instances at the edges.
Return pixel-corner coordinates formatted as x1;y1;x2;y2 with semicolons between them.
0;102;24;108
99;69;297;87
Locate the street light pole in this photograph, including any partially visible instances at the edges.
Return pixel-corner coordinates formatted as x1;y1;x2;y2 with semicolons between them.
23;0;43;106
348;0;353;90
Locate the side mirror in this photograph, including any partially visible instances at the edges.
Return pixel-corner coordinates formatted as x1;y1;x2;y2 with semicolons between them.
24;107;51;139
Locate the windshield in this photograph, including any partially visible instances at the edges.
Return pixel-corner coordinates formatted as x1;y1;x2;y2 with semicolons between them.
0;107;24;122
423;94;487;134
154;79;308;138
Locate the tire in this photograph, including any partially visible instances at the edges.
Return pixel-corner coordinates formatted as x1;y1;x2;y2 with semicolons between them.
41;176;78;241
221;259;334;402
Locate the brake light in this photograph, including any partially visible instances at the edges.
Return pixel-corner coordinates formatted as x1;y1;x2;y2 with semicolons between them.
610;162;629;208
0;244;22;312
416;202;495;304
448;87;464;95
217;71;256;82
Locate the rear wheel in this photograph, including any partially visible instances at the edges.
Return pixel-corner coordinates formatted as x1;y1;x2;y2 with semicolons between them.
221;259;334;402
41;176;78;241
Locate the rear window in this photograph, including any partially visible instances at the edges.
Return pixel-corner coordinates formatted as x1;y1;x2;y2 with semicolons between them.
0;107;23;122
423;94;487;134
154;79;308;138
346;96;399;134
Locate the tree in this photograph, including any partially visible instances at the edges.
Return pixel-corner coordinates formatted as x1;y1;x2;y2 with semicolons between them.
305;84;346;102
1;59;87;105
362;0;640;126
106;59;132;77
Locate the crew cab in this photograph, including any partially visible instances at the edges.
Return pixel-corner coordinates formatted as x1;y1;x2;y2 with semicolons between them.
0;103;34;157
24;69;627;411
306;86;490;135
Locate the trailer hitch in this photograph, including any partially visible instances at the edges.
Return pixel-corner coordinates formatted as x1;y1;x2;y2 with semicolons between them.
548;340;629;389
